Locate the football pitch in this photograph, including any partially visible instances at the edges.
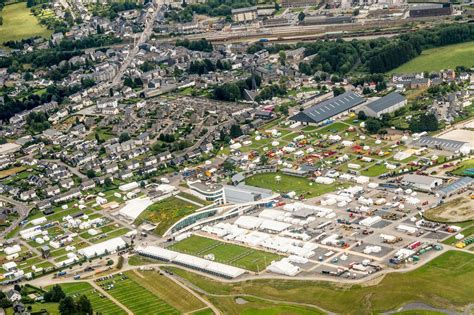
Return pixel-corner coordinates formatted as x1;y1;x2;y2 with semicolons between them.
169;235;282;272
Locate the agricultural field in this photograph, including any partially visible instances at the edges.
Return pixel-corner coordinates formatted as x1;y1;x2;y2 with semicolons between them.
59;282;127;314
164;250;474;314
0;166;26;179
390;41;474;73
0;2;52;44
169;235;282;272
96;272;179;314
135;196;200;236
245;172;347;198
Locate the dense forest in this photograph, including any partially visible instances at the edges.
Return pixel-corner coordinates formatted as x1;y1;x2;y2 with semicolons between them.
248;24;474;76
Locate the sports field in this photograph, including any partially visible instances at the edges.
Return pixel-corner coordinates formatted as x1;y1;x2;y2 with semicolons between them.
96;273;179;315
0;2;52;44
245;172;346;198
169;235;282;272
55;282;126;314
390;41;474;73
135;196;200;236
165;250;474;314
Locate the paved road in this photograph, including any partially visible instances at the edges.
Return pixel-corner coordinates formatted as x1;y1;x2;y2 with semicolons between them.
42;159;86;179
107;0;162;90
0;195;31;238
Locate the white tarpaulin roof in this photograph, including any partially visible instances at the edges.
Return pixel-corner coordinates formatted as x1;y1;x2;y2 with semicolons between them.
234;216;262;229
118;197;153;220
79;237;127;258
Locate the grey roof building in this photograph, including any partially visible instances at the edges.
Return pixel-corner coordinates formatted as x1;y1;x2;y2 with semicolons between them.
402;174;443;191
362;92;407;118
224;184;273;204
437;177;474;197
290;91;365;125
412;136;470;152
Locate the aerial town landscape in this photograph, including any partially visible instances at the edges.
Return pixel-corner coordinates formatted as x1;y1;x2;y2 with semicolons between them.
0;0;472;313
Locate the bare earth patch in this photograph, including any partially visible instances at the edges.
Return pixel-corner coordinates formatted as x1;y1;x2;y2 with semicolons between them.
424;197;474;222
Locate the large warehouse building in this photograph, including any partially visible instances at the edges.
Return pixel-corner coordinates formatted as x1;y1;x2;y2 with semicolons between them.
290;91;365;125
137;245;246;279
412;136;471;153
409;3;453;18
362;92;407;118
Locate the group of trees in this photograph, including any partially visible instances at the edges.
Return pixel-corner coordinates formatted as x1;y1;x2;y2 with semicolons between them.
90;1;142;19
219;124;243;143
213;75;261;102
44;285;93;315
176;38;213;52
124;76;143;89
255;83;287;102
357;110;390;134
368;23;474;73
26;0;49;8
159;133;176;143
58;34;121;51
409;113;439;133
0;84;81;121
185;0;256;18
358;109;439;134
165;6;194;23
188;58;231;75
139;61;156;72
26;112;50;133
249;24;474;76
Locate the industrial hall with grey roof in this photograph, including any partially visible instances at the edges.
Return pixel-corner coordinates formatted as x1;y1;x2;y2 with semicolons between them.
290;91;365;124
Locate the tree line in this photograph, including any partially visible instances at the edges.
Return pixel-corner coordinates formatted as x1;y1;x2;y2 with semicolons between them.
176;38;213;52
246;23;474;75
188;58;231;75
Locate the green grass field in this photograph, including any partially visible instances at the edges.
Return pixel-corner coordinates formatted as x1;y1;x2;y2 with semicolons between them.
442;225;474;245
0;2;52;44
169;235;282;272
207;296;323;315
245;172;346;198
97;273;179;315
164;250;474;314
390;41;474;73
127;270;206;313
53;282;126;315
452;159;474;177
360;163;390;177
135;196;199;236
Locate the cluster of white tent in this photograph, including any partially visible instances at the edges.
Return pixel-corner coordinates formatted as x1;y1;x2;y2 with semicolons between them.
78;237;127;259
137;246;246;279
118;197;153;221
202;220;318;259
267;257;301;277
